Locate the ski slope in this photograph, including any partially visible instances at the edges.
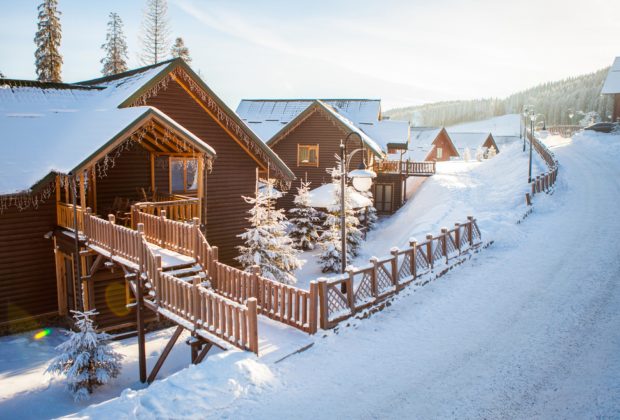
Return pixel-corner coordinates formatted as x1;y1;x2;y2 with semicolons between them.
70;131;620;418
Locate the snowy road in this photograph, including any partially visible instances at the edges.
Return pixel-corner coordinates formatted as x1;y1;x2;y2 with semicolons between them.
214;133;620;419
76;132;620;419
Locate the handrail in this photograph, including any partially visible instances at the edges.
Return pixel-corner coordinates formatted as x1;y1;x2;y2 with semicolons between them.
131;195;201;224
374;160;436;175
526;131;559;201
317;216;482;329
57;202;84;232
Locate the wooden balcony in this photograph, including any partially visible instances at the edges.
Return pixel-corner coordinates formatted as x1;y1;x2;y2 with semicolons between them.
56;202;85;232
131;193;202;227
374;160;436;176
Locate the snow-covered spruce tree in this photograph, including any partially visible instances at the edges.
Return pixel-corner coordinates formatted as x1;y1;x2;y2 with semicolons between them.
236;179;303;285
487;145;497;158
171;37;191;63
139;0;171;65
34;0;63;82
289;180;320;250
475;147;484;161
318;161;363;272
100;12;129;76
47;310;123;401
463;147;471;161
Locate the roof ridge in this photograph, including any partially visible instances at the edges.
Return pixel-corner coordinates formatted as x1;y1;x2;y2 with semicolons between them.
0;79;103;91
76;58;178;86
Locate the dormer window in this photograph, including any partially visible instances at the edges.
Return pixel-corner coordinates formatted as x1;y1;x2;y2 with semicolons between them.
297;144;319;167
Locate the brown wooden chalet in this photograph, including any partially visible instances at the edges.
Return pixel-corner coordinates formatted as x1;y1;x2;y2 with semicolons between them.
236;99;435;214
0;60;295;336
447;131;499;157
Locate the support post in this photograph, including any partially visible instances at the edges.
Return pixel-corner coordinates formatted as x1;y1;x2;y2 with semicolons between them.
250;265;261;300
136;272;147;383
467;216;474;246
308;280;318;334
147;325;183;384
247;297;259;354
318;279;328;330
390;248;399;286
369;257;379;297
426;234;434;268
409;239;417;279
454;223;461;254
441;228;448;263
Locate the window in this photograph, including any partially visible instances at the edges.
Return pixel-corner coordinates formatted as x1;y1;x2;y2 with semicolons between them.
170;158;198;193
374;183;393;213
436;147;443;159
297;145;319;167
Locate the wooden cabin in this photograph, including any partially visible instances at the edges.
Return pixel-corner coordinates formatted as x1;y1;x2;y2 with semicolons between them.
0;60;294;332
236;100;384;210
602;56;620;122
447;132;499;157
407;127;460;162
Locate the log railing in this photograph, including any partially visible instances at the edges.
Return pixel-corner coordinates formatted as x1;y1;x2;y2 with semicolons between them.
211;262;319;334
82;209;259;353
153;272;258;353
374;160;436;176
318;216;482;329
131;195;201;224
56;202;85;232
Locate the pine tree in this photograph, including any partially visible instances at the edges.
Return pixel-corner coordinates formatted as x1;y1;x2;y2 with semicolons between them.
47;310;123;401
475;147;484;161
318;162;363;273
100;12;129;76
236;179;303;285
463;147;471;161
34;0;62;82
170;37;191;63
139;0;171;65
289;180;320;251
487;145;497;158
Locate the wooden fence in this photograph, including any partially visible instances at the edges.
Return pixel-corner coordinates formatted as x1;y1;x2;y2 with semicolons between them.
84;211;143;266
546;125;581;138
153;272;258;353
317;216;482;329
211;262;318;334
132;196;201;224
527;131;560;201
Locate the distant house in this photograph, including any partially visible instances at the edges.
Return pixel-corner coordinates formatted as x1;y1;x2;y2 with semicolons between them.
237;99;409;210
404;127;459;162
448;132;499;157
602;57;620;122
0;59;294;330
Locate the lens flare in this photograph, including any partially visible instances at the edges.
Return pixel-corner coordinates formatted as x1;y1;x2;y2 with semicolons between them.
34;328;51;340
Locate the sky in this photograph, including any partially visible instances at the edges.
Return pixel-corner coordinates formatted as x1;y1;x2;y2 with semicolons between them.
0;0;618;111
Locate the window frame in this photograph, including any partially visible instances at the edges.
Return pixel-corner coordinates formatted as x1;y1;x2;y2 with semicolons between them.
436;147;443;159
297;144;320;167
169;157;199;194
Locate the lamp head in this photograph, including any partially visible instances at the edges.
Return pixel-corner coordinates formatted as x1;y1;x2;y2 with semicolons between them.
348;168;376;192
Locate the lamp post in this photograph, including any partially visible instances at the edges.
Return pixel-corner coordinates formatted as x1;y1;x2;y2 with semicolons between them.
522;105;531;152
528;110;537;183
568;108;574;126
339;132;376;274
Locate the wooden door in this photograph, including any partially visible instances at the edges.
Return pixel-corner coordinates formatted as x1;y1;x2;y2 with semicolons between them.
374;183;393;213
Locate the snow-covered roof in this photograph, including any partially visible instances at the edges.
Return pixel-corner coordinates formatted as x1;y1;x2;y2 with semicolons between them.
447;132;493;152
399;127;443;161
308;183;372;209
0;65;217;195
236;98;406;155
602;57;620;94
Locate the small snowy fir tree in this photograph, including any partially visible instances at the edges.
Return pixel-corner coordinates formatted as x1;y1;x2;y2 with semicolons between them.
171;37;191;63
288;180;320;250
487;145;497;158
358;190;378;231
463;147;471;161
475;147;484;161
318;160;363;272
47;310;123;401
100;12;129;76
579;111;600;127
139;0;171;64
0;70;5;78
236;179;303;285
34;0;63;82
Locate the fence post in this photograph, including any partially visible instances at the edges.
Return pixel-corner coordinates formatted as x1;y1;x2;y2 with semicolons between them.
318;279;328;330
441;228;448;263
426;234;434;268
160;209;167;247
409;239;417;279
192;217;200;260
345;268;355;310
210;246;219;286
525;193;532;206
454;223;461;254
390;248;399;286
137;223;145;269
247;297;259;354
308;280;318;334
369;257;379;297
531;181;536;196
154;255;162;308
467;216;474;247
250;265;261;301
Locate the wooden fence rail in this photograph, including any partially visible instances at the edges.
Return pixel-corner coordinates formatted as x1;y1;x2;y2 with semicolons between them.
57;202;84;232
211;262;318;334
317;216;482;329
374;160;436;176
527;131;560;201
83;210;143;266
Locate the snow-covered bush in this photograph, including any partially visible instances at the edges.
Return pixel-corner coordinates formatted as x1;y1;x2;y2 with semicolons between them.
289;180;320;250
487;145;497;158
237;179;303;284
579;111;600;127
47;310;123;401
463;147;471;161
318;161;363;272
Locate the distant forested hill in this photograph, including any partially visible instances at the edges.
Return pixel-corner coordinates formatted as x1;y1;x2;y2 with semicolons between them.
386;67;614;126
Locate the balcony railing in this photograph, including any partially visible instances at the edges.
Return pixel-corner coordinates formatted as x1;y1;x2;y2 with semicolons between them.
131;193;202;227
57;202;85;232
374;160;436;176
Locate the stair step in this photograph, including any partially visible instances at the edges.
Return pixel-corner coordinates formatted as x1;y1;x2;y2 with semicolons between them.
162;262;197;272
166;265;204;278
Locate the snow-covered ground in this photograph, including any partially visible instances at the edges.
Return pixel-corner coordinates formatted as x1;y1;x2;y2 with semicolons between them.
64;130;620;419
448;113;521;137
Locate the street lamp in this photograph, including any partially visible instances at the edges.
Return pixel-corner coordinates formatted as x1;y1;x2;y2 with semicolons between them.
528;110;537;183
522;105;532;152
339;132;376;274
568;108;574;126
